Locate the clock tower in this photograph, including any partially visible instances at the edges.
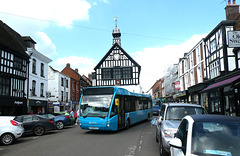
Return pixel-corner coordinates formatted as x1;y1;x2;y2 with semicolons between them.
112;18;121;46
93;19;141;86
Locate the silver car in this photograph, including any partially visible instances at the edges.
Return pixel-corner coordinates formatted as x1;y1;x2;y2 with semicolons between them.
155;103;207;156
0;116;24;145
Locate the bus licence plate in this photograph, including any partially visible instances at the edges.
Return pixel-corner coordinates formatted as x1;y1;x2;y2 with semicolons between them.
89;127;99;130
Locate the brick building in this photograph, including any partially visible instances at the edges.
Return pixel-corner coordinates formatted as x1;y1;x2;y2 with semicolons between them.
61;63;90;110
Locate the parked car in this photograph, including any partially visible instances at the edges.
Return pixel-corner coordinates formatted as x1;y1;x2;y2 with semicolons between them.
40;113;73;130
0;116;24;145
14;115;56;136
152;99;161;115
156;103;207;156
170;114;240;156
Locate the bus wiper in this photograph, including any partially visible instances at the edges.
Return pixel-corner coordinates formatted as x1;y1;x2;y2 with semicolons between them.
99;115;106;119
82;113;91;118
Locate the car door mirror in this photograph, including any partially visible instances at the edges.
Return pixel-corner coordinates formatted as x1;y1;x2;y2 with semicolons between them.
169;138;183;149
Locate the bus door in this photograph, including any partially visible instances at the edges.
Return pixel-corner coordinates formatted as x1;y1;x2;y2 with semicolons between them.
116;96;125;129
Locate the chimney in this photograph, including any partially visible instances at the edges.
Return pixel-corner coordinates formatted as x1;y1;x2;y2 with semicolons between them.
66;63;70;68
225;0;240;20
75;68;78;72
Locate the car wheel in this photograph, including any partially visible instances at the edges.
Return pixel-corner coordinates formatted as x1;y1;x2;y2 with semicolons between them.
1;133;15;145
159;139;168;156
34;126;44;136
56;121;64;130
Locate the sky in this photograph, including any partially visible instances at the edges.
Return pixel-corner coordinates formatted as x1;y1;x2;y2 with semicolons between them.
0;0;231;93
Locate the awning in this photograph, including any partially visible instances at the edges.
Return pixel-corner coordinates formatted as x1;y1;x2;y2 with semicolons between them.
201;75;240;92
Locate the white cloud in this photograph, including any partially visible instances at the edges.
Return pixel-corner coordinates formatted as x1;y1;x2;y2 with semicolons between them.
52;56;97;75
34;32;58;57
132;34;207;92
0;0;91;28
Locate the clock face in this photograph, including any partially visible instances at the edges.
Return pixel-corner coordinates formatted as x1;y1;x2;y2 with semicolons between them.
113;53;120;60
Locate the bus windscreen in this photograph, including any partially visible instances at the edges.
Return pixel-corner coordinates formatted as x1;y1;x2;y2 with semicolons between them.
81;94;113;118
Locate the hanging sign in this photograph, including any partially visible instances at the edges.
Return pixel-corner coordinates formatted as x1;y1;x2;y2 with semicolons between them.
228;31;240;47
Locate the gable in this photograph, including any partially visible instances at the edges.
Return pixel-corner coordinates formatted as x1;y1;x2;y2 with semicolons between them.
0;20;29;58
94;43;141;70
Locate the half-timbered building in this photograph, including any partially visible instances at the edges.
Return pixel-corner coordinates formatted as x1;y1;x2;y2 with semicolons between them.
201;4;240;116
0;20;29;115
93;25;141;86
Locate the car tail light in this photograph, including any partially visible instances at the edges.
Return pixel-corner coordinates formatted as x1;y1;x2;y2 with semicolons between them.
49;119;54;124
65;115;70;118
10;120;19;126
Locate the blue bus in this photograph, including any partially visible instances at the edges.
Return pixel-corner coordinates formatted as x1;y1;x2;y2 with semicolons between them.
79;86;153;131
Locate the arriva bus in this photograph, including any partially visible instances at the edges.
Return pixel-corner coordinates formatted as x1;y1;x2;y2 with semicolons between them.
79;86;153;131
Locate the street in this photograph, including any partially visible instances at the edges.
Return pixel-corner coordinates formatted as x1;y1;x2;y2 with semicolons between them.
0;118;159;156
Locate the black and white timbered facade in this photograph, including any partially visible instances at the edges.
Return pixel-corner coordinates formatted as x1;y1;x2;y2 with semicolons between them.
202;20;240;116
0;20;29;115
204;20;237;79
93;26;141;86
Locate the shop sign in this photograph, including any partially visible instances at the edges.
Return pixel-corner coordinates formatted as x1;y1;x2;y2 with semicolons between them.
36;101;41;105
14;101;23;105
175;81;180;90
228;31;240;47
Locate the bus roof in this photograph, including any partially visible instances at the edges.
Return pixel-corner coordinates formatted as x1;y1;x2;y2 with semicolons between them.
83;86;151;98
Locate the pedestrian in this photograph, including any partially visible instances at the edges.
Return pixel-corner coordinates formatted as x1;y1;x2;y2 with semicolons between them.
73;109;77;125
70;109;75;123
38;110;43;115
75;109;79;125
30;110;34;115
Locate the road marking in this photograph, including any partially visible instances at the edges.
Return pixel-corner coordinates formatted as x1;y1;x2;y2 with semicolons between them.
0;148;3;151
125;146;137;156
138;146;141;152
32;137;39;139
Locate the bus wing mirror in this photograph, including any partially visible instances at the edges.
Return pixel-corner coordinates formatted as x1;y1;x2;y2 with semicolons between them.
115;98;119;106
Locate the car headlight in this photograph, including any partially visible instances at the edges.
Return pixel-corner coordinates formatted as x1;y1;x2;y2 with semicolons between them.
163;128;177;138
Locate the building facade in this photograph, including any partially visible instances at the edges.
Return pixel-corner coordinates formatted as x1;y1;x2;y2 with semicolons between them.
201;19;240;115
164;64;179;102
0;20;29;115
178;39;206;104
24;36;52;114
61;63;90;111
48;66;70;112
93;25;141;87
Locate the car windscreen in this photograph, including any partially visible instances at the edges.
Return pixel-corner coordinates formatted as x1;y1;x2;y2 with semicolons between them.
165;106;206;120
192;121;240;156
152;99;160;106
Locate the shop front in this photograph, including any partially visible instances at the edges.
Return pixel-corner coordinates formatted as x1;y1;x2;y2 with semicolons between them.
188;83;207;105
53;102;66;112
174;90;189;103
29;99;47;114
0;97;27;115
201;74;240;116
